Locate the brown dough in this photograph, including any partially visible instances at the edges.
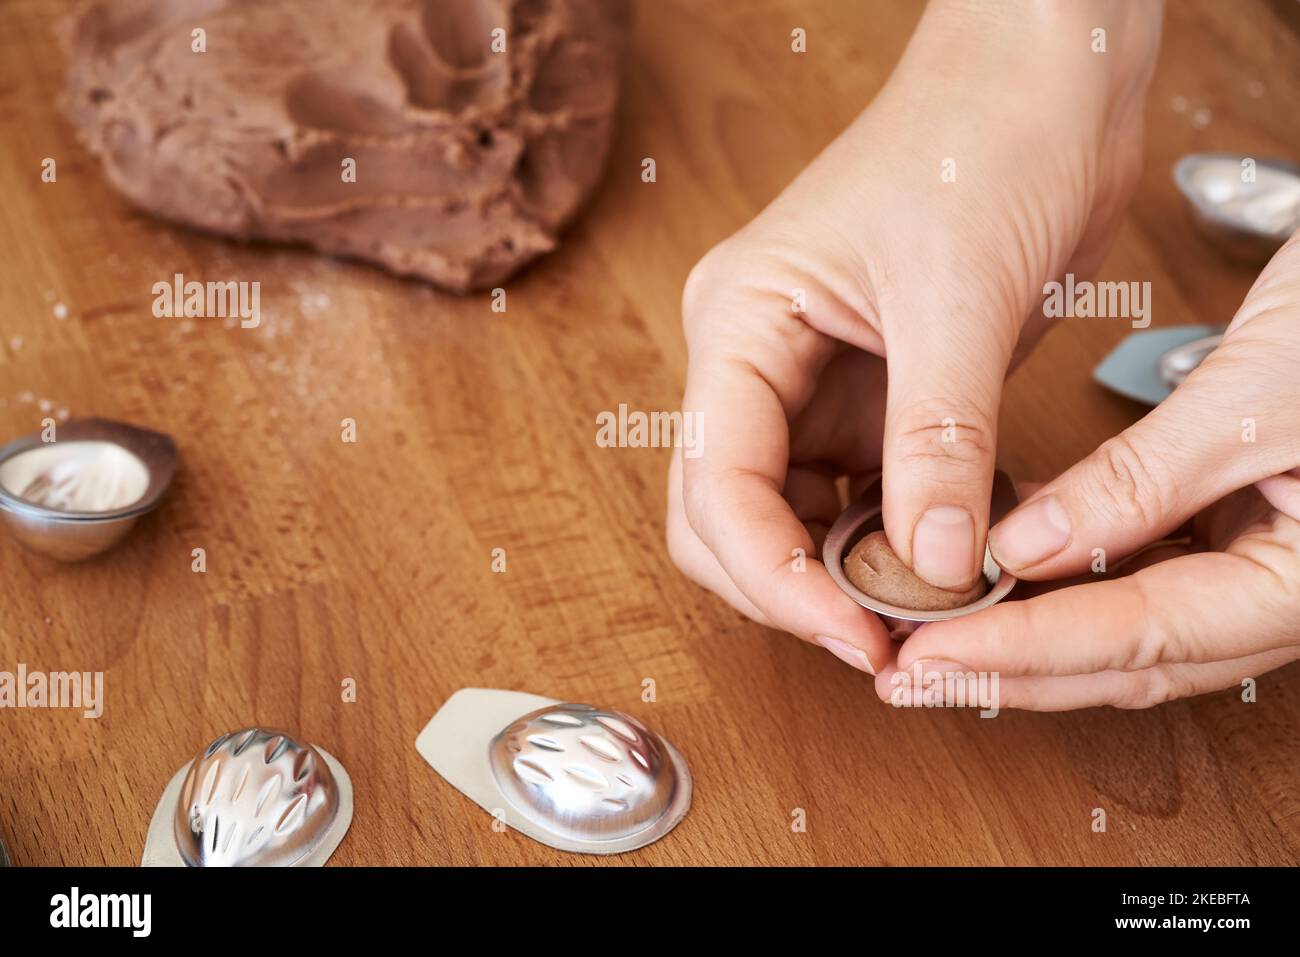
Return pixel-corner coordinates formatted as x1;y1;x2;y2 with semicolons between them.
61;0;630;292
844;531;986;611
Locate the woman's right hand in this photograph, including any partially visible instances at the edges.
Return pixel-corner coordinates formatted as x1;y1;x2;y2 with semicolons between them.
666;0;1164;673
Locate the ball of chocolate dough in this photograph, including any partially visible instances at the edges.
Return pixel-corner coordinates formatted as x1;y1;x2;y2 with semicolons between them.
843;531;986;610
61;0;631;293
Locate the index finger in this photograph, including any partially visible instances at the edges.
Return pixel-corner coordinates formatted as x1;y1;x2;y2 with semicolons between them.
680;349;891;674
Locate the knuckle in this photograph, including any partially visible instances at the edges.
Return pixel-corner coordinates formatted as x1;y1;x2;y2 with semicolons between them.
1120;619;1169;673
1252;544;1300;606
892;396;996;475
664;517;695;577
682;240;750;335
679;468;713;541
1087;433;1166;531
1113;668;1179;710
1119;576;1178;672
681;246;723;320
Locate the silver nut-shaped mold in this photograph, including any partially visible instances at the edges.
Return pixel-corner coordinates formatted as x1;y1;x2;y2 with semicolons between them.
417;689;692;855
823;470;1020;639
489;704;678;845
175;729;339;867
142;727;353;867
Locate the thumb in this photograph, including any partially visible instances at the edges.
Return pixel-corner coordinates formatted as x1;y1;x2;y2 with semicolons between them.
989;326;1295;579
881;320;1012;590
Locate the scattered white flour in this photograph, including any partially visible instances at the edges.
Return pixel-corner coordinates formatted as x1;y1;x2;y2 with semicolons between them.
1170;95;1189;113
1191;107;1213;129
52;302;68;320
299;290;332;316
10;336;22;352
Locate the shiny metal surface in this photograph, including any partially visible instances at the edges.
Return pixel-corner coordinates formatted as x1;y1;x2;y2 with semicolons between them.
823;470;1020;638
1174;153;1300;260
1158;333;1223;390
1094;325;1225;406
0;418;177;561
173;728;342;867
489;703;685;846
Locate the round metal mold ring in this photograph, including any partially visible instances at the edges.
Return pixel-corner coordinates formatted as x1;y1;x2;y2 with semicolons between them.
1173;153;1300;248
823;470;1020;623
0;418;179;561
489;703;690;850
0;417;177;523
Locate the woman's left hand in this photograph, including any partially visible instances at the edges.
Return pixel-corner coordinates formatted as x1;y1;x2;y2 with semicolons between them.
884;235;1300;710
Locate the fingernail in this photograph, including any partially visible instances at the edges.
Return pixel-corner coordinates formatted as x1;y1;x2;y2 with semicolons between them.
816;635;876;675
989;494;1072;570
911;506;976;589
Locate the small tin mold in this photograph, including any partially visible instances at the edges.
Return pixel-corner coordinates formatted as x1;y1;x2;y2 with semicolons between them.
823;470;1020;640
0;418;177;561
1157;332;1223;391
142;728;353;867
417;689;692;855
1174;153;1300;260
1093;324;1226;406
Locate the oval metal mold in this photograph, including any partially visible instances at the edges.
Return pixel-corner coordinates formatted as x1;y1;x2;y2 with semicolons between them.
489;703;685;847
146;727;353;868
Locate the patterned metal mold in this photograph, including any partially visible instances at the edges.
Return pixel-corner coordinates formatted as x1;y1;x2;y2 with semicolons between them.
143;727;352;867
417;689;691;855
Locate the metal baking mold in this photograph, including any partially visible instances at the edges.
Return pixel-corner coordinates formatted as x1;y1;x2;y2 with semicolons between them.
416;689;692;855
1158;332;1223;390
142;728;353;867
0;836;9;867
1174;153;1300;259
1094;324;1226;406
0;418;177;561
823;470;1020;639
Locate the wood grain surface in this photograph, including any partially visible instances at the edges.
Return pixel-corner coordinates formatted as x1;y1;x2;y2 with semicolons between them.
2;0;1299;867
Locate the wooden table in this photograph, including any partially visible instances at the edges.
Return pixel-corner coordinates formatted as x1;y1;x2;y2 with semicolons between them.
2;0;1298;867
